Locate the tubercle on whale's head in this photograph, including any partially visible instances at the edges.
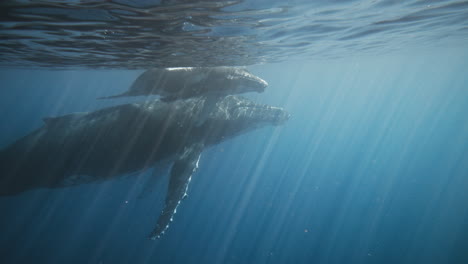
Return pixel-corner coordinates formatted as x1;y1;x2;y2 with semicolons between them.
244;74;268;93
195;96;287;146
267;106;290;125
204;67;268;93
230;68;268;93
209;96;289;129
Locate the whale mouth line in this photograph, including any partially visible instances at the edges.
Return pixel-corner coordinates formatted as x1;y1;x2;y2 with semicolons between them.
227;103;289;124
245;77;268;89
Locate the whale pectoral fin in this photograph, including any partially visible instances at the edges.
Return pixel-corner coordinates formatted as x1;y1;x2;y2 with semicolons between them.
149;143;204;240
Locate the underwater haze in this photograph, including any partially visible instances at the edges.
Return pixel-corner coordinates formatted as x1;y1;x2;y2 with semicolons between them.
1;1;468;264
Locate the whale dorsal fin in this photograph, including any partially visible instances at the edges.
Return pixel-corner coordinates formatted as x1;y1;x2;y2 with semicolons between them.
42;116;68;126
42;117;56;125
149;142;204;239
42;113;83;126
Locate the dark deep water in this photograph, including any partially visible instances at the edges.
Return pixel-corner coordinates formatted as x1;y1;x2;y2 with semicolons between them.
1;1;468;264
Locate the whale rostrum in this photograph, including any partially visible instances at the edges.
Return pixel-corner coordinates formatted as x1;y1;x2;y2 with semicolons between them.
0;95;288;239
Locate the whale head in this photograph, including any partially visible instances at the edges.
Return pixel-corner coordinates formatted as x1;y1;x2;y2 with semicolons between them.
203;67;268;94
197;95;288;144
216;95;288;125
163;67;268;96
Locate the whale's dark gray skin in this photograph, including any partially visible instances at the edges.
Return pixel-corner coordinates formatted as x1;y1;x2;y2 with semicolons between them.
0;96;288;239
99;67;268;101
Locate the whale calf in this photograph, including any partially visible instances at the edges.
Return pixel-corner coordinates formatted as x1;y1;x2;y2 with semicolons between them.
0;96;288;239
99;67;268;101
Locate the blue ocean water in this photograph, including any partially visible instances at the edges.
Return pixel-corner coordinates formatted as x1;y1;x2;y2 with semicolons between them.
1;1;468;264
1;50;467;264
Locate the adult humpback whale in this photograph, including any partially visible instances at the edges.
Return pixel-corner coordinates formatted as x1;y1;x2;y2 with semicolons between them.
99;67;268;101
0;96;288;239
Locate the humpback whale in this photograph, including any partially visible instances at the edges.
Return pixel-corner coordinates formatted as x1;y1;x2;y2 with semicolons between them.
0;96;288;239
99;67;268;101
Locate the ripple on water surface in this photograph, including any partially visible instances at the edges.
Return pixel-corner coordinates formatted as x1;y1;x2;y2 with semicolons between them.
0;0;467;69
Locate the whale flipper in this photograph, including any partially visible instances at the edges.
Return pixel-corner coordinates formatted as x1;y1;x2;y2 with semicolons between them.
149;142;204;239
